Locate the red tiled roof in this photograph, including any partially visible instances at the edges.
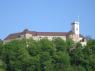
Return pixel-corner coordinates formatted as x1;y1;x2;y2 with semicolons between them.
4;29;68;40
4;32;22;40
36;32;67;36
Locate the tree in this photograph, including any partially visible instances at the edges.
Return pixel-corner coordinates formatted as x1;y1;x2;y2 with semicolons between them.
1;38;95;71
0;39;5;71
2;40;33;71
52;37;66;52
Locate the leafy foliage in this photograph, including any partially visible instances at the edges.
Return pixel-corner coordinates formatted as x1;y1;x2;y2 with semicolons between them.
0;38;95;71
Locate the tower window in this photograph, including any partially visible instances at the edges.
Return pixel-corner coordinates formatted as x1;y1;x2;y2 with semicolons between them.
18;35;21;38
76;28;78;31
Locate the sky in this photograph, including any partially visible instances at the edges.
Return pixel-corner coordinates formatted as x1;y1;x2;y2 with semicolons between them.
0;0;95;40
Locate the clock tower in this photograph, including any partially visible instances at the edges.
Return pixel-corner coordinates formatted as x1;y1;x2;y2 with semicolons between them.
71;21;80;41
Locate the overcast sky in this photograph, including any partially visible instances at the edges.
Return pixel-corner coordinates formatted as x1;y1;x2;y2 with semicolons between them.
0;0;95;39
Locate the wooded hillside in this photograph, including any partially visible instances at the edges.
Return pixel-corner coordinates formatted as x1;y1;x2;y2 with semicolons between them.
0;38;95;71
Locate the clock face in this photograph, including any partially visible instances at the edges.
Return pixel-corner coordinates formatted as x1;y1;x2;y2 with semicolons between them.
76;28;78;31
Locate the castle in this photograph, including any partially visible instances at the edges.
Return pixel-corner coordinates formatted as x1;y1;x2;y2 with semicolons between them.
4;21;87;46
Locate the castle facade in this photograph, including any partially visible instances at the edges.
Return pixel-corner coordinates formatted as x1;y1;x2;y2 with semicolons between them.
4;21;87;46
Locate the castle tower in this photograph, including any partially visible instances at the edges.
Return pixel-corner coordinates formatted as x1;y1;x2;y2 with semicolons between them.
72;21;80;36
71;21;80;41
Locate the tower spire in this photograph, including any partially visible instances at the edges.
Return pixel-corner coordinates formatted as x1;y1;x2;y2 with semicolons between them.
74;16;80;22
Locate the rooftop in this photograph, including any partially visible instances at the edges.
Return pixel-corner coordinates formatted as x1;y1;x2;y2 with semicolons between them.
4;29;68;40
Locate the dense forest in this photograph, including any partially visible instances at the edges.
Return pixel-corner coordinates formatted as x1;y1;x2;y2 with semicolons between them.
0;38;95;71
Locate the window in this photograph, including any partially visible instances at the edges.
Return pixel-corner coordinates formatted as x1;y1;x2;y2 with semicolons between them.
18;35;21;38
76;28;78;31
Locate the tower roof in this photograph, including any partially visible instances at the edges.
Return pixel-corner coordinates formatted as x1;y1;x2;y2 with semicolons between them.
72;21;80;25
